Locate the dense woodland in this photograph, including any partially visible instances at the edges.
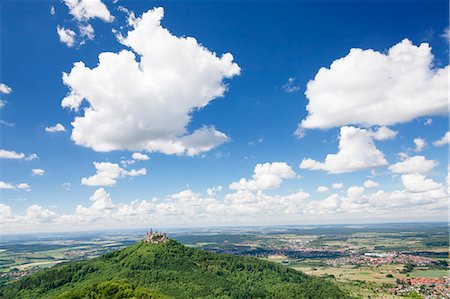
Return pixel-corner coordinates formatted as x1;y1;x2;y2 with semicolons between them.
0;239;349;298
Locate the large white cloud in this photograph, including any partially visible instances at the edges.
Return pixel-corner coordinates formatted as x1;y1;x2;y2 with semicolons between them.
229;162;296;191
63;0;113;22
388;155;437;174
62;7;240;155
299;126;388;173
298;39;448;131
81;162;147;186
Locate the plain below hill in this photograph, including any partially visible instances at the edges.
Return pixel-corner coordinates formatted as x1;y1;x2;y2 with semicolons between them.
0;239;350;298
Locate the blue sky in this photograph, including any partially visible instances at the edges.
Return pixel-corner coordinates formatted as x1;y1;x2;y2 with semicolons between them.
1;0;448;233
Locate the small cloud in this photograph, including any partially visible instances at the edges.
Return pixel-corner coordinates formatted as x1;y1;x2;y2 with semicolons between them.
0;100;6;109
424;118;432;126
45;123;66;133
282;77;300;93
50;5;55;15
442;27;450;42
433;131;450;147
0;149;37;160
316;186;329;193
57;26;76;47
0;83;12;94
0;181;31;191
32;169;45;176
62;182;71;190
132;152;150;161
413;137;427;152
0;120;15;127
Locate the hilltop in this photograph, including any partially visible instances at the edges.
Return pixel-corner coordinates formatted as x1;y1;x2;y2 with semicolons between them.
0;238;349;298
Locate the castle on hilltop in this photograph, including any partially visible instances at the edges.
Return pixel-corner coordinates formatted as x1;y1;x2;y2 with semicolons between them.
144;229;168;244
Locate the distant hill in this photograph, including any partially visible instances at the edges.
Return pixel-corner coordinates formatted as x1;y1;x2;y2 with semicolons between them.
0;239;349;298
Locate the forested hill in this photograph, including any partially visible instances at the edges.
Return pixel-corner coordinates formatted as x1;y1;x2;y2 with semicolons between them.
0;239;350;298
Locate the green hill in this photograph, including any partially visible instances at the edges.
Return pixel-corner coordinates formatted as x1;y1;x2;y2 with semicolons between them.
0;239;349;298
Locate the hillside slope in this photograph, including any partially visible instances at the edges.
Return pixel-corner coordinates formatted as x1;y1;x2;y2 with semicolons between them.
0;239;349;298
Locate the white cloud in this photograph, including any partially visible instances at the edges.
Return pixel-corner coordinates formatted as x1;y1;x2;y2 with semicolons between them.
282;77;300;93
372;126;397;140
298;39;448;131
317;186;329;193
331;183;344;189
62;7;240;156
413;137;427;152
401;174;442;193
45;123;66;133
57;26;76;47
79;23;94;40
81;162;147;186
442;28;450;42
132;152;149;161
346;186;365;198
433;131;450;147
424;118;432;126
0;83;12;94
50;5;55;15
0;181;15;189
363;179;379;188
32;169;45;176
229;162;296;191
63;0;113;22
0;181;31;191
1;178;447;233
299;126;388;173
207;185;223;197
0;100;6;109
388;155;437;174
0;149;37;160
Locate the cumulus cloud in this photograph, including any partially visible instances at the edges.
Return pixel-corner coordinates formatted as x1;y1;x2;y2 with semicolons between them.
346;186;365;198
298;39;448;131
388;155;437;174
433;131;450;147
32;169;45;176
332;183;344;189
0;181;31;191
300;126;388;173
207;185;223;197
317;186;329;193
57;26;76;47
401;174;442;193
413;137;427;152
62;7;240;156
363;180;379;188
0;149;37;160
63;0;113;22
45;123;66;133
1;175;448;233
229;162;296;191
132;152;149;161
81;162;147;186
0;83;12;94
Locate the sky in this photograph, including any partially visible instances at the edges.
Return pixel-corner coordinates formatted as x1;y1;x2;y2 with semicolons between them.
0;0;449;234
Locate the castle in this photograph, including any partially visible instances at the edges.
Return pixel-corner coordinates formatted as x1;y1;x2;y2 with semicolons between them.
143;229;168;244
